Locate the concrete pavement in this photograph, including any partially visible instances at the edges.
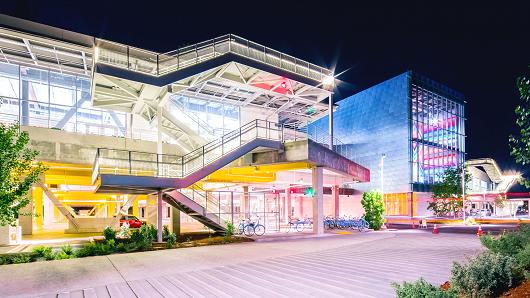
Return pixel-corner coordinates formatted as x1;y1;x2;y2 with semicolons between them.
0;230;482;297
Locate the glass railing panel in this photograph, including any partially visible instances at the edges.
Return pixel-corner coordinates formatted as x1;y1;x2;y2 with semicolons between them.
265;48;281;68
248;41;265;63
213;37;229;54
98;40;129;69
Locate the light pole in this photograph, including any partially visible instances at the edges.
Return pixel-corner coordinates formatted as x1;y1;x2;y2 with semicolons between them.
323;75;335;149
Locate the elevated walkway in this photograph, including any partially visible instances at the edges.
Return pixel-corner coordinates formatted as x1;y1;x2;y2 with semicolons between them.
92;120;370;233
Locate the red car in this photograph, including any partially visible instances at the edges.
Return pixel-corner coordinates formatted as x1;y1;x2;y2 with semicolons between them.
119;215;145;228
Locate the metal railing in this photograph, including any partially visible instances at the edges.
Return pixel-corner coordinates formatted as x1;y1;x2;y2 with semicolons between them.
93;119;281;182
92;118;361;184
95;34;332;82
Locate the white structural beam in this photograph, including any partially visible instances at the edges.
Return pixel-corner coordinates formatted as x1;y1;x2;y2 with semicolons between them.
22;38;38;65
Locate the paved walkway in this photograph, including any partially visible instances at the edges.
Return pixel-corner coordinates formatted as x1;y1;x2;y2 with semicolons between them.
1;231;482;297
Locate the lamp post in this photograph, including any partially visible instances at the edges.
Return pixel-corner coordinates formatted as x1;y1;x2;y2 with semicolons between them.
323;75;335;149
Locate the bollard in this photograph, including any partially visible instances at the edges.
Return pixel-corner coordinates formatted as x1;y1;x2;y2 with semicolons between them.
477;224;483;237
433;224;438;234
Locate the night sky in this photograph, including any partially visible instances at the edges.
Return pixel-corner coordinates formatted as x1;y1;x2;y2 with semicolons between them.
1;1;529;187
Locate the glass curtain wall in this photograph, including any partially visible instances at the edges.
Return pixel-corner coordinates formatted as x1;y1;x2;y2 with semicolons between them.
411;84;465;184
170;96;240;140
0;61;126;137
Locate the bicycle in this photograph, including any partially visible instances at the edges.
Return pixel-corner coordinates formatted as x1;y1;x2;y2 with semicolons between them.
286;216;305;232
243;216;266;236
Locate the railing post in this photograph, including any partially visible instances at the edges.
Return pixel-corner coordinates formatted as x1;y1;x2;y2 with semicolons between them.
127;46;130;70
239;126;242;145
156;55;159;76
129;151;132;174
202;146;205;167
156;153;159;177
221;135;224;155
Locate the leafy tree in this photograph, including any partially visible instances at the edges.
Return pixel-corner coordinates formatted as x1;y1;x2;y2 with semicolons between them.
361;191;385;230
509;69;530;187
428;167;470;217
0;122;46;226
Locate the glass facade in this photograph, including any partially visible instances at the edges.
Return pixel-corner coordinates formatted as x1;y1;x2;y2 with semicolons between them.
0;61;126;137
170;96;240;141
308;71;466;194
411;83;465;186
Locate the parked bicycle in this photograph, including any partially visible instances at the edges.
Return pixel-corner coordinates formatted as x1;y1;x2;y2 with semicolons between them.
240;216;266;236
286;216;307;232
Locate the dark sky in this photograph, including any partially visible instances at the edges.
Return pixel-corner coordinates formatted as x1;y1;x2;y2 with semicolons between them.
1;1;529;186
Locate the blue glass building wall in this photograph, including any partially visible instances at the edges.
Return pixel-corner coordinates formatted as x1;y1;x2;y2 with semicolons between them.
310;71;466;195
309;72;412;193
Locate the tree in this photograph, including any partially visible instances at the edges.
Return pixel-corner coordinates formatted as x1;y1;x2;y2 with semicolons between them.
509;69;530;187
0;122;47;226
428;167;471;217
361;191;385;230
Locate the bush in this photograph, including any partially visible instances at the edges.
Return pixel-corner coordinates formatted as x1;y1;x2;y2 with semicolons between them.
10;254;32;264
131;224;155;251
60;244;74;256
53;251;71;260
361;191;385;230
163;225;170;240
118;223;130;238
481;225;530;273
392;278;457;298
166;232;177;248
225;221;235;237
75;242;98;257
103;226;116;242
451;252;523;298
32;246;52;258
116;242;126;253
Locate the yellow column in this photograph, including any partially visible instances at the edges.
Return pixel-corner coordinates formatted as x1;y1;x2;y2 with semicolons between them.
108;198;116;217
34;187;43;228
132;195;140;217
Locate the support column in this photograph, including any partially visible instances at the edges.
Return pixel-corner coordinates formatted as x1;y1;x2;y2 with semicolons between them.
312;166;324;234
286;187;292;223
328;92;333;148
241;186;249;219
281;194;286;223
21;80;29;126
34;187;43;228
157;190;163;242
299;197;304;218
171;207;180;235
132;196;139;217
332;185;340;218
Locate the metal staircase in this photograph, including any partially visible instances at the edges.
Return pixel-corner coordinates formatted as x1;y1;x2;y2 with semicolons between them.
163;187;228;233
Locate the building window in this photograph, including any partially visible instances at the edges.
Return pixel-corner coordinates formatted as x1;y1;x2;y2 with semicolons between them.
166;206;171;218
411;84;465;185
139;207;145;218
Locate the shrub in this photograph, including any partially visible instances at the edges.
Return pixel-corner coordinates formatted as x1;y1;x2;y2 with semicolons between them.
392;278;457;298
103;226;116;242
166;232;177;248
32;246;52;258
54;251;71;260
10;254;32;264
163;225;170;240
451;252;523;298
361;191;385;230
225;221;235;237
75;242;98;257
131;224;155;251
116;242;126;252
118;223;130;238
60;244;74;256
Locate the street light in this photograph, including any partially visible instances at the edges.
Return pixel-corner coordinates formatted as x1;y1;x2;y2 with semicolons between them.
322;75;335;149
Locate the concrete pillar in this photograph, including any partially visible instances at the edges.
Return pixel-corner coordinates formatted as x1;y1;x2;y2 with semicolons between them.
312;166;324;234
241;186;249;219
286;187;292;222
157;191;163;242
34;187;43;228
299;197;304;218
332;185;340;218
172;207;180;235
19;189;33;235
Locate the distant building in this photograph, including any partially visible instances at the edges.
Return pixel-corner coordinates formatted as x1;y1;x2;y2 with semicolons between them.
309;71;466;216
